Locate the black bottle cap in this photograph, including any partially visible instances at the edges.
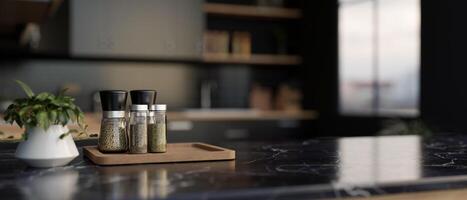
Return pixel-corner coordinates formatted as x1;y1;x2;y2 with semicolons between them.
130;90;157;105
99;90;127;111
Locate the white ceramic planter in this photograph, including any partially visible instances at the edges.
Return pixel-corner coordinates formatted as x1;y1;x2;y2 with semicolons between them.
15;125;79;168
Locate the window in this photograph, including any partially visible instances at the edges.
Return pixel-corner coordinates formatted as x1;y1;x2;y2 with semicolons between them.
339;0;420;116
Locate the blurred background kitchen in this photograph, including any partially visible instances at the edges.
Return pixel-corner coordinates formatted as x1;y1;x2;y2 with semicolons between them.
0;0;461;142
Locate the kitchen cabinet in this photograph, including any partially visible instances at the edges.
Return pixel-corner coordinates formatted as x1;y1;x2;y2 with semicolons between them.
70;0;204;59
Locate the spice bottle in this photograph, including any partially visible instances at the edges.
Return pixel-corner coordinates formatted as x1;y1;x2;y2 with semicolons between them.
98;90;128;153
129;104;148;154
148;104;167;153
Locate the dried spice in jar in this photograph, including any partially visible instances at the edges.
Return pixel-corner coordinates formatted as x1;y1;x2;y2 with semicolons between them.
99;116;127;152
129;104;148;154
98;90;128;153
148;104;167;153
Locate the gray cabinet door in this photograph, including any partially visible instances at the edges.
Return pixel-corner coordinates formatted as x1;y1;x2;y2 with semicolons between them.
71;0;203;59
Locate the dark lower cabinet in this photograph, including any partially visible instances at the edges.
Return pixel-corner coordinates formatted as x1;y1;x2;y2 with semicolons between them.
168;120;313;143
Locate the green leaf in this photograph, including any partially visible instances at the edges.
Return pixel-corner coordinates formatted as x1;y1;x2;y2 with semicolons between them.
63;96;74;102
77;110;84;121
15;80;34;98
58;110;69;126
36;111;49;130
32;104;43;110
35;92;51;101
66;109;76;122
77;113;85;128
18;106;30;116
59;132;70;139
49;110;58;124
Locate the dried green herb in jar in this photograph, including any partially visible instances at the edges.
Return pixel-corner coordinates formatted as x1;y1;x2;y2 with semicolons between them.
148;104;167;153
148;123;166;152
129;123;147;153
98;117;128;152
129;104;148;154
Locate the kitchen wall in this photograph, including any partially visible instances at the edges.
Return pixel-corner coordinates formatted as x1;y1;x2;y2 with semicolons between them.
0;60;200;111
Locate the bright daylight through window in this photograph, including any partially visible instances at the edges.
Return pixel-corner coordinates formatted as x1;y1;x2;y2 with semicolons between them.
339;0;420;116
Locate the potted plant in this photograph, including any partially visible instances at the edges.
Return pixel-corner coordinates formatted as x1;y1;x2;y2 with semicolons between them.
3;80;86;168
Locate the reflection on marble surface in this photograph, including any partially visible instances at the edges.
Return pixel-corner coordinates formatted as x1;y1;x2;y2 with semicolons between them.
17;169;79;200
338;135;421;185
93;161;235;199
3;135;467;199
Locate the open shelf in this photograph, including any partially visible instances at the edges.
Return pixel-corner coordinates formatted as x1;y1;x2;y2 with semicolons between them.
4;52;302;66
203;3;302;20
203;53;302;65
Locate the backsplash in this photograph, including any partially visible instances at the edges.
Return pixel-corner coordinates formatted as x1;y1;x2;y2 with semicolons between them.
0;60;199;111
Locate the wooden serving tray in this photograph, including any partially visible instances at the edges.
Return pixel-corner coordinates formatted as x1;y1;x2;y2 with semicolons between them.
83;143;235;165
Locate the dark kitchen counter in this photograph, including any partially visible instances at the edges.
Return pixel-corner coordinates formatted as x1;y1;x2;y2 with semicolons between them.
2;134;467;199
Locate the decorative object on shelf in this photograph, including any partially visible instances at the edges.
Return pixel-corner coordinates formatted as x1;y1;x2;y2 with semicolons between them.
98;90;128;153
203;30;229;57
232;31;251;57
249;83;273;111
275;83;303;112
3;80;85;168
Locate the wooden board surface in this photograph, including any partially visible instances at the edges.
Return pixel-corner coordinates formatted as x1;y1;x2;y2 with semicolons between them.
84;143;235;165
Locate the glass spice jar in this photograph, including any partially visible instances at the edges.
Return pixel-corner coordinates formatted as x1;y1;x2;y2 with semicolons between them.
98;112;127;152
129;104;148;154
148;104;167;153
98;90;128;153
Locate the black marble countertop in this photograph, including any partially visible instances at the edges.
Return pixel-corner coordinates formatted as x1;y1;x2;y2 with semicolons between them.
2;134;467;199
